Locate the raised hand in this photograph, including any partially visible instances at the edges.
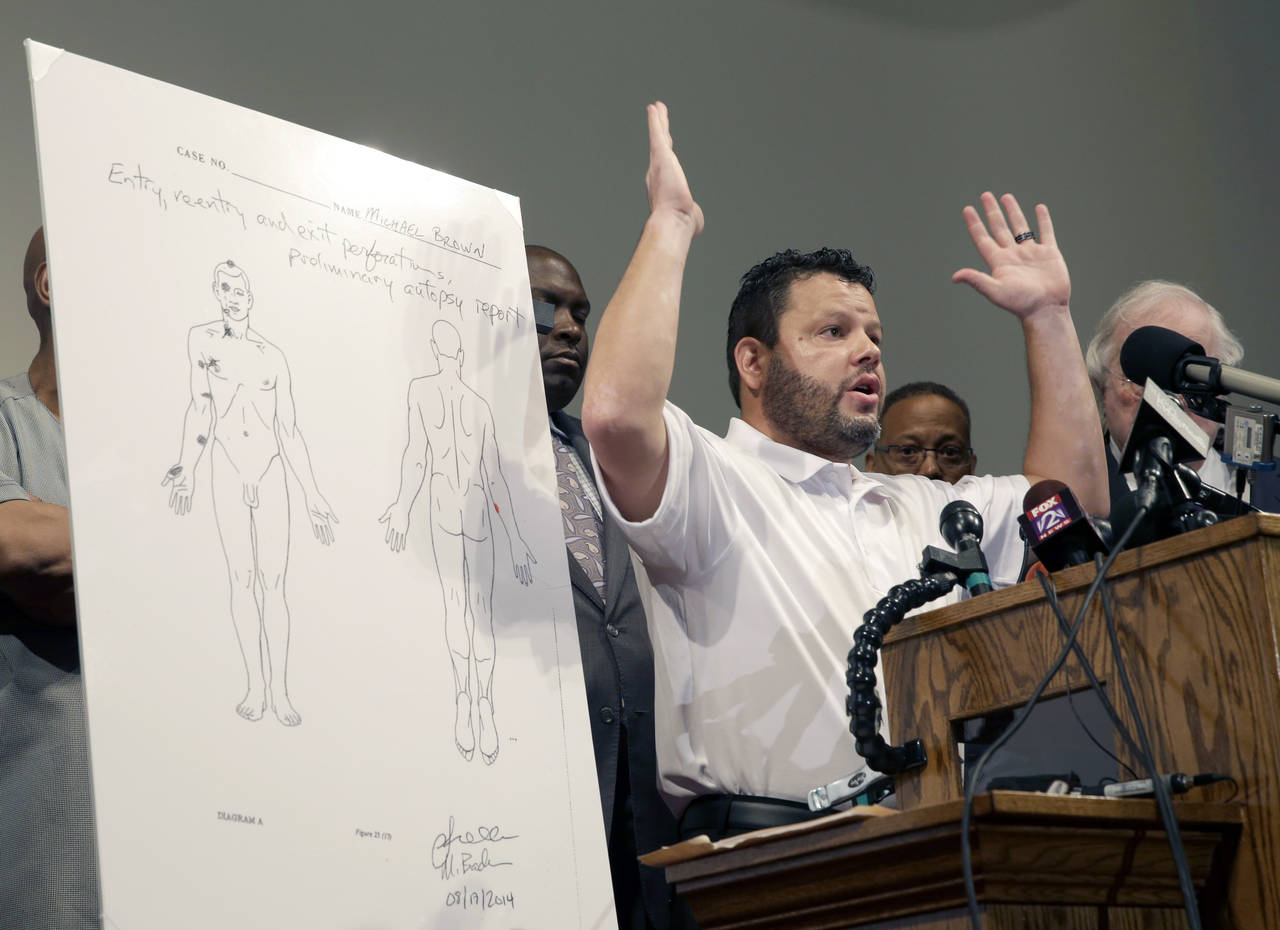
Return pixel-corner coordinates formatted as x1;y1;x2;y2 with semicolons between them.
161;464;194;516
646;102;704;234
952;192;1069;320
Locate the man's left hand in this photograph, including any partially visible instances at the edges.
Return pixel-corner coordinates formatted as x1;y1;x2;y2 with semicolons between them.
952;192;1069;320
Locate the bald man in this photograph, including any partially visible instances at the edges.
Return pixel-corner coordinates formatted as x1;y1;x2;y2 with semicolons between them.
0;228;98;928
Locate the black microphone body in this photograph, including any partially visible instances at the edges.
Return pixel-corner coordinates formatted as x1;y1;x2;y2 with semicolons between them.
929;500;993;595
1121;324;1280;407
1018;480;1108;571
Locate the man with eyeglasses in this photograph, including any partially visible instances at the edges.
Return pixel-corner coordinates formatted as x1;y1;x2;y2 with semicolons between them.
1085;280;1279;512
865;381;976;484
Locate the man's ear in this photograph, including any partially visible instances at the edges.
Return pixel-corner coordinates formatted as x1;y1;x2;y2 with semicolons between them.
34;262;51;308
864;448;878;473
968;452;978;476
734;337;768;397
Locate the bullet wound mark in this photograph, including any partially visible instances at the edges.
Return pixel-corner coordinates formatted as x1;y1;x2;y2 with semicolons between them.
196;435;208;445
168;465;184;477
200;392;212;399
223;324;233;338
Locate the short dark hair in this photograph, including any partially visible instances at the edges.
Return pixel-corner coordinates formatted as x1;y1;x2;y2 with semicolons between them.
726;248;875;407
881;381;972;440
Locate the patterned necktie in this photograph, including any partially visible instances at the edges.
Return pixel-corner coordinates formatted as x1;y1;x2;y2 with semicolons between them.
552;435;606;599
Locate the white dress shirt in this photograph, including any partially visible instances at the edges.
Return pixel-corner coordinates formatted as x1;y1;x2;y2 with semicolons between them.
594;402;1029;814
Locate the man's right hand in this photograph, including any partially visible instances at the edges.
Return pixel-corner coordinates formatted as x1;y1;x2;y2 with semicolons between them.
161;464;194;516
646;102;704;234
582;103;703;524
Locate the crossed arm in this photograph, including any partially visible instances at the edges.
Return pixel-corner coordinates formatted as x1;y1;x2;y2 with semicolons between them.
0;496;75;628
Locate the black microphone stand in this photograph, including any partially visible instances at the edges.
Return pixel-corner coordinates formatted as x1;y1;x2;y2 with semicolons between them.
846;503;996;777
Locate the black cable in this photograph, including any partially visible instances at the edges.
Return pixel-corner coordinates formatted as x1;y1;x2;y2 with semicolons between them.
1037;572;1141;779
961;502;1149;930
1221;775;1241;803
1098;556;1202;930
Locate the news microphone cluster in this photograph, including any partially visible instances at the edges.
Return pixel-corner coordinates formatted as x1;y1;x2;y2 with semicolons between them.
1121;324;1280;474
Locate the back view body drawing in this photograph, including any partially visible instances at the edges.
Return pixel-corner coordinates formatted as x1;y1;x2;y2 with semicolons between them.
163;260;336;727
381;319;534;765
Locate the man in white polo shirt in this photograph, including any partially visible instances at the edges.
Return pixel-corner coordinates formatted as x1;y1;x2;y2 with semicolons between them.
581;104;1108;836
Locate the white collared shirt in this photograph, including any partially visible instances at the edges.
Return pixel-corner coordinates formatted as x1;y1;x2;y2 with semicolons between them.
594;402;1028;814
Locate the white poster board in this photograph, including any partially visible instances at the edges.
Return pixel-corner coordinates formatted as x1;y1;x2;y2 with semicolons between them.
27;40;613;930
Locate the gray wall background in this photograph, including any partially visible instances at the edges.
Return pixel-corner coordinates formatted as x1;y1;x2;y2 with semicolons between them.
1;0;1275;476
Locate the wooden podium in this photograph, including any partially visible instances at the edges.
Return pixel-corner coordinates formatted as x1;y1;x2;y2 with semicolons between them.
663;515;1280;928
663;793;1243;928
882;513;1280;928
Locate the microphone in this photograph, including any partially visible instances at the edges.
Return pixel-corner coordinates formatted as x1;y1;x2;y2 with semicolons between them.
936;500;992;595
1121;324;1280;407
1111;434;1219;548
1117;379;1211;474
1082;772;1230;798
1017;480;1109;571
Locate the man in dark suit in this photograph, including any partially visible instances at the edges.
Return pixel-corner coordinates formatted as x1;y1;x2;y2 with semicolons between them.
1085;279;1280;514
528;244;683;930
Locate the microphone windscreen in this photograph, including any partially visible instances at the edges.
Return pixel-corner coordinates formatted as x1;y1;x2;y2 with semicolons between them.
1119;325;1205;390
1022;478;1067;514
939;499;983;547
1017;481;1107;570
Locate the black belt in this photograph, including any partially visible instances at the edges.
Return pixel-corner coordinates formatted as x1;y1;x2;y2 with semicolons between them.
677;793;829;842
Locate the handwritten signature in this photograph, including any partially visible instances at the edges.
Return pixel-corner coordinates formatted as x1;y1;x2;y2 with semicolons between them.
430;815;518;881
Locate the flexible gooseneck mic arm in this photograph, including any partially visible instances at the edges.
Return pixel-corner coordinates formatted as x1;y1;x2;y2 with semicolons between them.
845;571;959;776
845;500;996;778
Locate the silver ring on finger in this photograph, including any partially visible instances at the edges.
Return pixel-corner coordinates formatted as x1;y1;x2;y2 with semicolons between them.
1014;231;1037;243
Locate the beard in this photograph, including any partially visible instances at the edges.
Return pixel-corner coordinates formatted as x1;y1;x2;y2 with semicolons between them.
761;353;880;461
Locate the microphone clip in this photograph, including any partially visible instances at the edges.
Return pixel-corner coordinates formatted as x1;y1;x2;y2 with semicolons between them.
920;545;991;596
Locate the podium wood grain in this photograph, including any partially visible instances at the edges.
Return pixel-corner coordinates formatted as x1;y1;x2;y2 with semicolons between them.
882;514;1280;929
664;793;1241;929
